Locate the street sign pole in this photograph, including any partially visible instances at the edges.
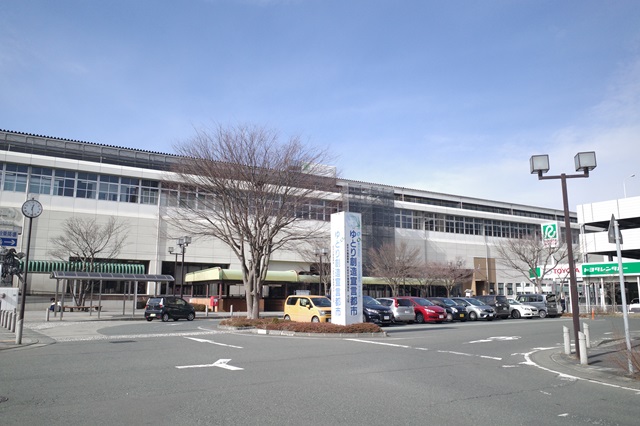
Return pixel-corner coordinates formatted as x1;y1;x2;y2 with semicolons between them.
611;215;634;374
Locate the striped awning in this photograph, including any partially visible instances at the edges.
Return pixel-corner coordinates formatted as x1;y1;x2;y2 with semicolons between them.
21;260;145;274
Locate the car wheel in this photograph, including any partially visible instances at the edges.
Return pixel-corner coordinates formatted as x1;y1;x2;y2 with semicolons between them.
415;313;425;324
187;312;195;321
161;313;170;322
512;310;521;319
539;310;547;319
311;316;320;323
469;311;478;321
284;315;291;321
446;313;453;322
146;317;153;322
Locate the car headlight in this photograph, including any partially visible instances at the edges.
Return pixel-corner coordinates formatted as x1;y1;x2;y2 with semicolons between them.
319;311;328;315
451;307;458;313
425;309;435;314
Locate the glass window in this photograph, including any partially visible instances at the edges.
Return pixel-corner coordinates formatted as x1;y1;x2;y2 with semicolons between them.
160;189;178;207
140;180;159;205
99;175;119;201
53;170;76;197
29;167;53;195
77;172;98;199
3;164;28;192
120;177;139;203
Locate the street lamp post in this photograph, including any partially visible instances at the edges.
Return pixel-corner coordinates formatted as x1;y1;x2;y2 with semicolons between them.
168;247;179;295
530;152;597;359
316;248;328;296
177;236;191;297
623;174;635;198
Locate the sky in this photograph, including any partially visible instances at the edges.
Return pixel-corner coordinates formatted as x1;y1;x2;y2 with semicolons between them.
2;0;640;211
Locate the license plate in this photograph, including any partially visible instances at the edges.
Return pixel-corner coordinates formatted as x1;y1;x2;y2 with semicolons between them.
383;315;390;320
460;314;465;318
150;313;156;317
439;314;444;319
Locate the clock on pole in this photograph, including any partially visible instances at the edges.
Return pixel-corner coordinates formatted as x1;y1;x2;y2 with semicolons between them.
21;199;43;218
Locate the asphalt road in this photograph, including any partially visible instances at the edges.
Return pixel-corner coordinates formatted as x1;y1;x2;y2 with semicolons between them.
1;317;639;426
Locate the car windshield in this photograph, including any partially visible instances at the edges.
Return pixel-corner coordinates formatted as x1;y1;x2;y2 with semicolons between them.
465;298;484;306
414;298;435;306
310;297;331;307
508;299;521;305
453;299;469;306
441;298;457;306
363;296;382;305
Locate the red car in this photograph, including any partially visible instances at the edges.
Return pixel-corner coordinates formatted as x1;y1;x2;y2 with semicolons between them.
396;296;446;324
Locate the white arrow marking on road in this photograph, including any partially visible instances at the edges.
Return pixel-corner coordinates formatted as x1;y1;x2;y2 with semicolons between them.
185;337;243;348
176;359;243;370
468;336;520;344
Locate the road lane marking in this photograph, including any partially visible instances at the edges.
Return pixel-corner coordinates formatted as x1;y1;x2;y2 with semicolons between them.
346;339;411;348
185;337;243;348
53;330;225;342
176;359;243;370
346;339;502;361
467;336;520;343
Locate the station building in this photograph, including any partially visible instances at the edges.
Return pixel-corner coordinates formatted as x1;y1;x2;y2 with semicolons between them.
0;129;583;311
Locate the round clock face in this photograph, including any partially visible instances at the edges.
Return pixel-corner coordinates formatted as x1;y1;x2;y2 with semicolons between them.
21;199;43;218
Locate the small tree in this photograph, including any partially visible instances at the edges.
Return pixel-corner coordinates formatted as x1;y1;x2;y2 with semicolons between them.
49;217;128;306
170;123;337;319
368;241;421;296
495;234;570;293
427;258;474;297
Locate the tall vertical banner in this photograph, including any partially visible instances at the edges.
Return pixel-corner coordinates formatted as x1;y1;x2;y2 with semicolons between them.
330;212;363;326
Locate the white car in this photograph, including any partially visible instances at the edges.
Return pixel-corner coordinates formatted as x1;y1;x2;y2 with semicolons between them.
507;298;538;319
628;298;640;314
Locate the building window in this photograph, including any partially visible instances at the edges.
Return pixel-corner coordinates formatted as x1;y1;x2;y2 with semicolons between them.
77;172;98;199
120;177;139;203
160;189;178;207
29;167;53;195
99;175;119;201
53;169;76;197
3;164;28;192
140;180;159;205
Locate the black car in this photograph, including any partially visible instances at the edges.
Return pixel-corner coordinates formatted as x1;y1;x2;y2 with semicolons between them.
144;296;196;322
362;296;393;326
426;297;468;322
474;295;510;319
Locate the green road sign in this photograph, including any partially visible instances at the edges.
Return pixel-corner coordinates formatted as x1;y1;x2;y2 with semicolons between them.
582;261;640;277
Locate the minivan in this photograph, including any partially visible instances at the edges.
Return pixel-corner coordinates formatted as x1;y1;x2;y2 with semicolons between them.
473;295;510;319
283;295;332;323
516;293;558;318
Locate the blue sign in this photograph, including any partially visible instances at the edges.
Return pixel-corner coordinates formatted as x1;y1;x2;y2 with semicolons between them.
1;238;17;246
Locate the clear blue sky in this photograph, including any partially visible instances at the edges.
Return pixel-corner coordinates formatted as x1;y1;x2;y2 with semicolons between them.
2;0;639;210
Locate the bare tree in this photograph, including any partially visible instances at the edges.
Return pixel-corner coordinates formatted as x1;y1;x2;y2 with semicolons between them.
49;217;129;306
170;124;337;319
495;234;569;293
426;258;474;297
297;238;332;296
368;241;422;297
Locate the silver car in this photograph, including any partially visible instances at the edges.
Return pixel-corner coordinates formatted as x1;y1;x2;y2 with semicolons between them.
377;297;415;323
450;297;495;321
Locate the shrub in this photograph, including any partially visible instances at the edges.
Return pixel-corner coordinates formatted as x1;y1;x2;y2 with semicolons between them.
220;317;382;333
191;303;206;312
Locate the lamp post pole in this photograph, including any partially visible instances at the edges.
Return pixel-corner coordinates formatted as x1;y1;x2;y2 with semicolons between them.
317;248;328;296
168;247;179;295
177;236;191;297
530;152;596;359
623;174;635;198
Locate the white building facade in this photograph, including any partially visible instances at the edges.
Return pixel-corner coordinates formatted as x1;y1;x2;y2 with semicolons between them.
0;129;580;310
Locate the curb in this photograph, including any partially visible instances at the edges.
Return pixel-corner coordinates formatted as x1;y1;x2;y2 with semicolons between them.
217;325;387;338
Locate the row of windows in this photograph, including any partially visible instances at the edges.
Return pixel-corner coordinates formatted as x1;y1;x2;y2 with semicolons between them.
2;163;160;204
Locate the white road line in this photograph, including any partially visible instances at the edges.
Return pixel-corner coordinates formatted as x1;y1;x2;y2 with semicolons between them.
185;337;243;348
53;330;223;342
522;348;640;394
176;359;243;370
346;339;502;360
345;339;412;348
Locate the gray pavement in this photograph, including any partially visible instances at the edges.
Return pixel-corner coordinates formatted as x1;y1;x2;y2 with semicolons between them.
2;309;639;388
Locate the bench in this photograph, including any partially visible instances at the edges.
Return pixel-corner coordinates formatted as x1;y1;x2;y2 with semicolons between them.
62;305;102;312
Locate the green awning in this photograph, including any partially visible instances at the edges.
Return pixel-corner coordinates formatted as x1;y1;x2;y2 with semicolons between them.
21;260;145;274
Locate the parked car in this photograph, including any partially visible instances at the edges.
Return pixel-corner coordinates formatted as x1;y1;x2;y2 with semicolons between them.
507;298;539;319
145;296;196;322
425;297;468;322
473;295;511;319
362;296;393;325
450;297;495;321
283;295;332;323
377;297;416;323
628;298;640;313
395;296;446;324
516;293;558;318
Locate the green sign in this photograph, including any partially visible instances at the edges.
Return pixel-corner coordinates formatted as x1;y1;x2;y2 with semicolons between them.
541;222;559;247
581;261;640;277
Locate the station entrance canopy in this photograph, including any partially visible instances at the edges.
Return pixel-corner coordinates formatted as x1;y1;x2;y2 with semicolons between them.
23;261;145;274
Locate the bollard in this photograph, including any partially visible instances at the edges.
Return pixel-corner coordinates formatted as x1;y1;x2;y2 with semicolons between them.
591;308;595;320
563;326;571;355
46;307;50;322
1;310;5;328
10;310;16;332
9;311;14;331
583;323;591;349
205;305;209;318
230;305;234;317
578;331;588;365
2;310;7;328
